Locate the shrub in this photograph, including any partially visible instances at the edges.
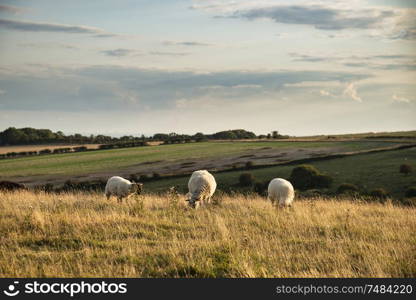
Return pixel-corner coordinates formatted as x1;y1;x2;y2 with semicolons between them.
289;165;333;190
312;174;333;188
40;183;54;193
39;149;52;155
399;164;412;176
299;189;323;199
405;187;416;198
369;188;389;201
337;183;359;194
62;180;75;191
245;161;253;169
53;148;71;154
99;144;115;150
290;164;319;187
253;181;267;195
73;146;87;152
58;180;105;193
239;173;255;187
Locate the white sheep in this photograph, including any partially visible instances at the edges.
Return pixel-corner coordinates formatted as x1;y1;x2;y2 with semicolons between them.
186;170;217;208
105;176;143;203
267;178;295;207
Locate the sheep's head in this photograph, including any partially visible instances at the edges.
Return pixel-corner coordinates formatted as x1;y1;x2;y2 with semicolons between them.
186;193;201;209
130;182;143;194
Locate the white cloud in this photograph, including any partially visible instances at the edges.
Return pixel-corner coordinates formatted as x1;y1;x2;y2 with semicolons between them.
392;94;411;103
343;82;362;102
319;89;335;97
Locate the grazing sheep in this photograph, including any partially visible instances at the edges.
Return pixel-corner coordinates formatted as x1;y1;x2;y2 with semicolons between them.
186;170;217;208
105;176;143;203
0;181;26;192
267;178;295;207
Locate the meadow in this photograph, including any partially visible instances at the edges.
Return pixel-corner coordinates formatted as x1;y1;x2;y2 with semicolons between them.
0;140;402;178
0;190;415;277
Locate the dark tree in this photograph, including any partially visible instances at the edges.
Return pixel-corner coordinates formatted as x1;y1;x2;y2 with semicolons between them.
239;173;255;187
400;164;412;176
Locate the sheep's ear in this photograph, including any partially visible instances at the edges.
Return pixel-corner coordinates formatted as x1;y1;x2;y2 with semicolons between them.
131;180;135;184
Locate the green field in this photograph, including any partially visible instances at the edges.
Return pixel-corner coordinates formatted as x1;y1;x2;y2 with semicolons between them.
144;147;416;199
0;140;403;178
0;140;414;199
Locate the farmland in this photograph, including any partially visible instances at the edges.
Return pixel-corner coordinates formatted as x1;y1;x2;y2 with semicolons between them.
144;147;416;199
0;139;411;186
0;138;414;200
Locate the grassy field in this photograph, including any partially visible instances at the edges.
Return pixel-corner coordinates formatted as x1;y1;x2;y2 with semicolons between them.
144;147;416;199
0;190;415;277
0;140;404;178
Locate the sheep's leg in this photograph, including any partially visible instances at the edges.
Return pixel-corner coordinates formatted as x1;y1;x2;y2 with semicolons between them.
106;193;111;200
117;197;122;203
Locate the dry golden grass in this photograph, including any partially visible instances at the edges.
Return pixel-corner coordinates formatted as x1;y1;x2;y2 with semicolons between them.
0;190;415;277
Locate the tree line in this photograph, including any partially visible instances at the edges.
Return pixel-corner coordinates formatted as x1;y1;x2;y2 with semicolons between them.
0;127;289;146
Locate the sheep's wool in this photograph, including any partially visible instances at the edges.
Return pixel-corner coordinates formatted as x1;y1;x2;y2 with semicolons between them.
267;178;295;207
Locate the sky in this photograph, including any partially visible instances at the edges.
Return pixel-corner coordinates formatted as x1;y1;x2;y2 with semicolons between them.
0;0;415;136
